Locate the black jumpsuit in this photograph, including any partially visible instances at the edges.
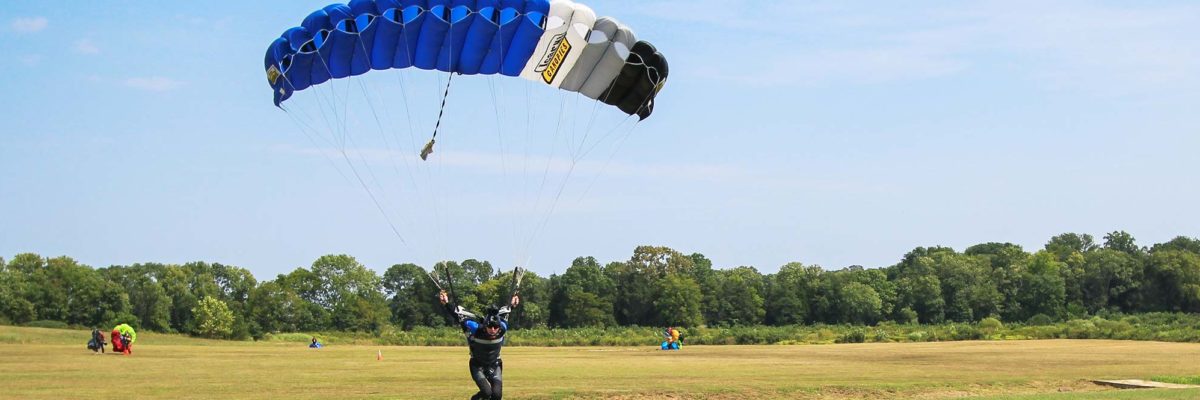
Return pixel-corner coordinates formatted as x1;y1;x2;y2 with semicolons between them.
449;305;511;400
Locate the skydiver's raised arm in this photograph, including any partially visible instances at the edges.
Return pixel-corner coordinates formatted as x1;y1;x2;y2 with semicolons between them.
438;291;477;329
497;295;520;323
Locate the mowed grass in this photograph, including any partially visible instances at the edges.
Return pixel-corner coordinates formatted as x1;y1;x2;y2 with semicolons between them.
2;326;1199;399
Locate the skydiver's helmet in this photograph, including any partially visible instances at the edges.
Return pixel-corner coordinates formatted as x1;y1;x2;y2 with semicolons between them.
484;305;502;328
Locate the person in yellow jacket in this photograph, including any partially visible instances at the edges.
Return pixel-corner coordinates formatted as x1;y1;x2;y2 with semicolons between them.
661;327;681;350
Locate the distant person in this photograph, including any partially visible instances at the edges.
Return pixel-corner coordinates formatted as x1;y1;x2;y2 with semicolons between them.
661;326;680;350
309;337;322;349
87;328;106;354
110;323;136;355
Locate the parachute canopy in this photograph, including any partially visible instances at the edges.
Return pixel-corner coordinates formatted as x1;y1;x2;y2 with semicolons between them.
264;0;668;119
114;323;137;344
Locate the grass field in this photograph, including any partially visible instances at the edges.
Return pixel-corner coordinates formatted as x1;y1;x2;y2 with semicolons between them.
2;326;1198;399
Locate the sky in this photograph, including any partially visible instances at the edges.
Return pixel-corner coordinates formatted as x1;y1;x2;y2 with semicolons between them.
1;1;1198;280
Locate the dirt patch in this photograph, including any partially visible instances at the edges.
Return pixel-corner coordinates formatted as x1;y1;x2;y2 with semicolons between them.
573;380;1117;400
1093;379;1200;389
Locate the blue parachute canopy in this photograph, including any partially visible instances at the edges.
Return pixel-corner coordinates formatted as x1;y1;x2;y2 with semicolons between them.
264;0;667;120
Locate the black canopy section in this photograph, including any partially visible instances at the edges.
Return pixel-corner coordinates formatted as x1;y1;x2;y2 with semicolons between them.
628;46;667;120
599;41;668;120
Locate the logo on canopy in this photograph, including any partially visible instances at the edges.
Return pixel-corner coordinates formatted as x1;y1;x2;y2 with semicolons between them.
266;65;282;86
534;33;572;84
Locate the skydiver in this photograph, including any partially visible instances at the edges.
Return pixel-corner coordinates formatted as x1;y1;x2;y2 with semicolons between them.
87;327;106;354
439;291;520;400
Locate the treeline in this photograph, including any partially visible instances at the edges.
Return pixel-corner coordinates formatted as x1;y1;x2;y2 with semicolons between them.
1;231;1197;340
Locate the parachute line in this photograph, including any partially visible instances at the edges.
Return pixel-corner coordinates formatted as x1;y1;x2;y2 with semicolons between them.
421;73;455;161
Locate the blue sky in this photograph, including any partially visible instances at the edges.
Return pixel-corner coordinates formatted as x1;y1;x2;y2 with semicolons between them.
2;1;1198;279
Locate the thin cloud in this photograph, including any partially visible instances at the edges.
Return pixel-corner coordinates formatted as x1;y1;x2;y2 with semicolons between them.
694;42;968;87
665;1;1200;93
19;55;42;66
125;77;184;92
74;39;100;55
965;0;1200;91
272;144;749;183
11;17;48;33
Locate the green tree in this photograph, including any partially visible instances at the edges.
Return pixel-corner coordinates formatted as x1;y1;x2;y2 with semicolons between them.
559;286;614;328
1014;251;1067;321
1103;231;1143;256
474;266;526;309
158;265;199;333
1142;250;1200;312
710;267;765;326
1045;233;1097;260
9;256;121;327
934;253;1002;322
310;255;382;307
1081;249;1143;313
1061;251;1088;317
609;246;695;326
510;270;549;329
102;264;173;331
192;296;234;339
851;267;897;322
382;263;442;329
890;248;950;323
275;268;332;330
460;259;494;285
433;261;482;313
550;257;616;328
0;258;36;324
966;242;1030;320
1150;236;1200;254
837;282;882;325
247;280;327;334
309;255;388;332
764;262;820;325
204;263;257;339
131;275;173;331
688;253;721;324
654;274;703;327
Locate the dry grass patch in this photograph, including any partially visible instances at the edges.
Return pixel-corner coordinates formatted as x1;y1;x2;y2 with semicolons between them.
2;326;1198;399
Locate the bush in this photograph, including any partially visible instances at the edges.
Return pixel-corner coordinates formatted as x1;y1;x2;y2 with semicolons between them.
25;320;69;329
836;330;866;343
263;332;319;343
979;317;1003;334
895;308;919;325
1027;314;1054;326
950;325;983;340
1064;319;1097;339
